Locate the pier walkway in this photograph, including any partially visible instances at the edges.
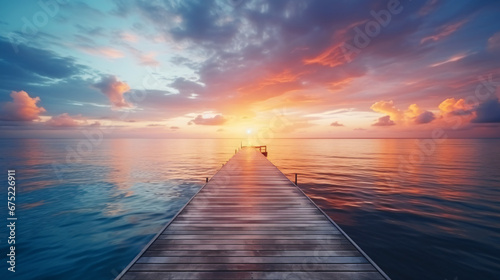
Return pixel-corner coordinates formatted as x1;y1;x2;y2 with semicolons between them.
117;147;390;279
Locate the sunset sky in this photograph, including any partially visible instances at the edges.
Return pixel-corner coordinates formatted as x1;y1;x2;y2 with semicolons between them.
1;0;500;138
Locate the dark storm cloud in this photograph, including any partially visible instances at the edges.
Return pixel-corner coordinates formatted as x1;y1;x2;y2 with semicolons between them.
472;98;500;123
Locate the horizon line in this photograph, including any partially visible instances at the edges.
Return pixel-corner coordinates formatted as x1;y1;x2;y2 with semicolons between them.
1;137;500;140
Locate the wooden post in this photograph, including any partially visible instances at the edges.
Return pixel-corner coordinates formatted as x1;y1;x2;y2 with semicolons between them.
206;177;208;183
294;173;297;185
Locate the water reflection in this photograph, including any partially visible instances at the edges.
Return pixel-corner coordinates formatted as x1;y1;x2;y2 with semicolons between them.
0;138;498;280
269;139;500;280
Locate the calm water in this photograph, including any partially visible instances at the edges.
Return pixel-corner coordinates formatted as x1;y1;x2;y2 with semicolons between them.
0;139;499;280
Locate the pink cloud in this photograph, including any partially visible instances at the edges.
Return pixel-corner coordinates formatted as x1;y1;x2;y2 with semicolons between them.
81;46;124;58
487;32;500;52
92;75;132;108
46;113;81;127
188;115;227;125
372;115;396;126
138;52;159;66
420;19;468;44
0;91;46;121
120;32;138;43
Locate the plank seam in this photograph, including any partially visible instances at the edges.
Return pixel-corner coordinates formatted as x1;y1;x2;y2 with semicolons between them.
114;153;237;279
268;152;392;280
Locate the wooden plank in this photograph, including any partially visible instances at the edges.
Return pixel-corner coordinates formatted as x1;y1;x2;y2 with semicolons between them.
162;230;340;235
151;239;352;245
136;256;369;264
141;244;357;251
121;271;385;280
130;263;377;271
116;148;390;280
141;249;359;257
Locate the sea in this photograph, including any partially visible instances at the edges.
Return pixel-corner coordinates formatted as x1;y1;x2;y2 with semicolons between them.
0;138;499;280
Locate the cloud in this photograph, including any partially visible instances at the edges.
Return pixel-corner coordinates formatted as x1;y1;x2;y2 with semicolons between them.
418;0;440;16
415;111;435;124
79;46;124;58
188;114;227;125
420;19;468;44
45;113;81;127
0;36;85;90
370;101;439;126
92;75;132;108
170;126;180;130
330;121;344;127
151;0;237;44
487;32;500;52
0;91;46;121
430;53;467;67
472;98;500;123
370;100;402;121
438;98;472;115
372;115;396;126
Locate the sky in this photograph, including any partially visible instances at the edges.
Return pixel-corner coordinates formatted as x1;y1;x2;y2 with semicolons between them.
1;0;500;139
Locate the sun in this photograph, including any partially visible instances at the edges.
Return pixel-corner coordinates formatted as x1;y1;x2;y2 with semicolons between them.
246;128;252;134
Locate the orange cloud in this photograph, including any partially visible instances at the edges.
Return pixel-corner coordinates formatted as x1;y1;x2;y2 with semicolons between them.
328;77;354;91
256;69;304;88
93;75;132;108
237;69;304;104
0;91;46;121
438;98;470;113
370;100;402;121
303;20;367;66
371;101;437;125
303;42;348;67
405;103;423;119
421;19;468;44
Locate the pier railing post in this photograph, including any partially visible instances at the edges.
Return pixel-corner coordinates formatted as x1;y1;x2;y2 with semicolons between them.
294;173;297;185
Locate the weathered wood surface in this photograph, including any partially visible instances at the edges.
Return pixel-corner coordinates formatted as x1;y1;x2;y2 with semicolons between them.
117;148;390;280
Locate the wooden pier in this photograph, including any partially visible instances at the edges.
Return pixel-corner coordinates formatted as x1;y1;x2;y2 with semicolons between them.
117;147;390;279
